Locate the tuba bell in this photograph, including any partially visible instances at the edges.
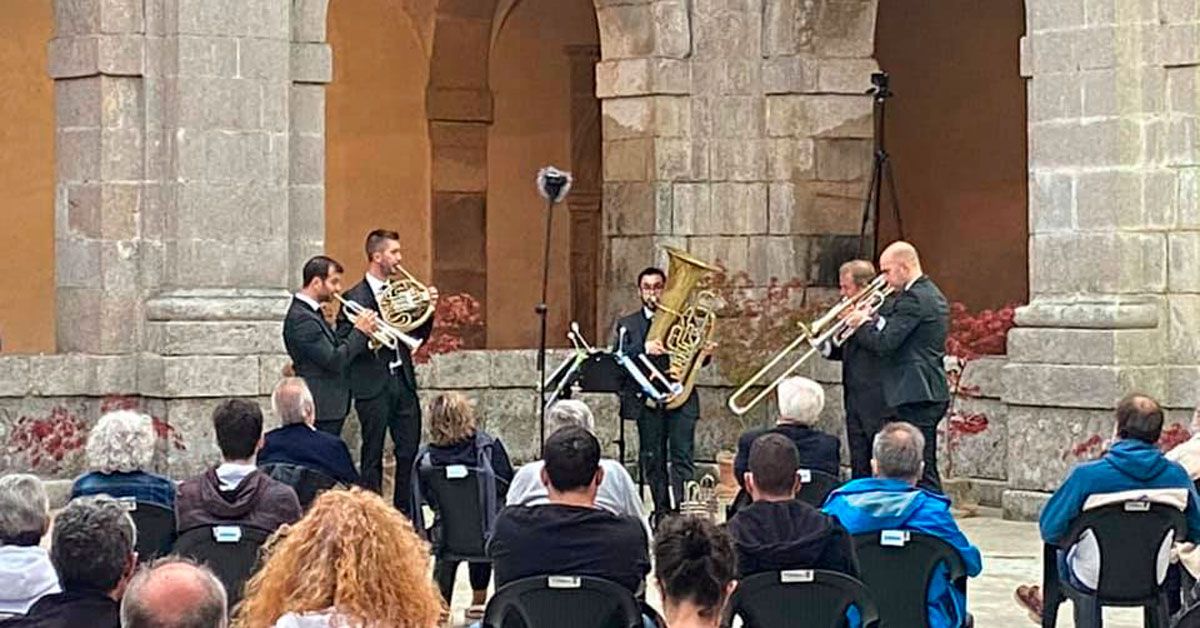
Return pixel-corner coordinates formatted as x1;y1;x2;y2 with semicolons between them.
377;264;435;333
646;247;722;410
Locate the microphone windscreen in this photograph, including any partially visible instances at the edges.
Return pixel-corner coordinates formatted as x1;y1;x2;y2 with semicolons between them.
536;166;573;203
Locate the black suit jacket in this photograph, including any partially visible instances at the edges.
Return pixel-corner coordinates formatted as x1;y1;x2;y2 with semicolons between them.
825;334;890;421
335;279;435;401
852;275;949;408
609;309;699;420
282;297;369;424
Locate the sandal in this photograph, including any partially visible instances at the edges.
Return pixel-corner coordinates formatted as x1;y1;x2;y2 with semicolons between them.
1013;584;1043;624
465;604;486;621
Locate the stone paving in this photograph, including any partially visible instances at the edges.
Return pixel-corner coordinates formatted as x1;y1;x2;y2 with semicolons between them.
442;508;1145;628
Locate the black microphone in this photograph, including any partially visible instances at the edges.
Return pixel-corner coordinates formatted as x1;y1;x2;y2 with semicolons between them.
536;166;573;203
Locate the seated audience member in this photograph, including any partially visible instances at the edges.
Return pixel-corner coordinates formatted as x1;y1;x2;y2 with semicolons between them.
728;433;857;578
259;378;359;485
734;376;840;485
411;392;514;620
71;410;176;509
236;488;443;628
507;400;648;533
0;475;59;619
823;422;982;628
654;516;738;628
8;496;136;628
1014;394;1200;621
1168;405;1200;582
176;399;302;534
119;557;227;628
488;425;651;596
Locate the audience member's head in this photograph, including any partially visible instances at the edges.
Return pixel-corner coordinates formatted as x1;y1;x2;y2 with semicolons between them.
52;495;137;598
212;399;264;463
546;399;595;435
654;516;738;626
776;376;824;427
871;422;925;485
86;410;157;474
236;488;443;628
744;433;800;502
540;425;603;500
120;557;228;628
0;473;50;547
428;392;477;447
271;378;315;428
1116;393;1164;444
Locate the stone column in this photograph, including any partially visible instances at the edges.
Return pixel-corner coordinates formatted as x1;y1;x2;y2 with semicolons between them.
51;0;149;354
1003;0;1196;517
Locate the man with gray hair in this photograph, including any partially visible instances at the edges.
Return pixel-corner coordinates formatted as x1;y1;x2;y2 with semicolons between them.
9;495;137;628
120;557;227;628
823;422;981;628
506;400;649;535
0;474;59;619
733;376;841;491
258;377;359;485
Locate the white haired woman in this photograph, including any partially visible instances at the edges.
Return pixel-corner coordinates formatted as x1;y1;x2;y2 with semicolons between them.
733;376;840;488
71;410;175;509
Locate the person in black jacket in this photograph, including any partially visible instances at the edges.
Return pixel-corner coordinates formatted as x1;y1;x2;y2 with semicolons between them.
610;266;713;523
727;433;858;578
7;496;136;628
734;375;840;485
282;255;377;436
336;229;438;515
845;241;950;492
259;377;360;485
823;259;892;478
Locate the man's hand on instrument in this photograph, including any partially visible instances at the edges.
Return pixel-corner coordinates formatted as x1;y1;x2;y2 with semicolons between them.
353;310;379;335
645;339;666;355
428;285;439;305
843;309;871;330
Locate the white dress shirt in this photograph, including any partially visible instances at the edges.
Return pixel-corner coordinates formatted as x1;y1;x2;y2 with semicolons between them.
293;292;321;312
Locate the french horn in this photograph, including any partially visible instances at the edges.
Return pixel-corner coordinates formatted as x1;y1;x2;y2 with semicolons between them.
377;264;435;333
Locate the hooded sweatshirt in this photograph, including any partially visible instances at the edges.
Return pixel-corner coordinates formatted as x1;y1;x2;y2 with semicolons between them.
175;467;302;533
0;546;59;618
726;499;857;578
1039;438;1200;589
823;477;982;628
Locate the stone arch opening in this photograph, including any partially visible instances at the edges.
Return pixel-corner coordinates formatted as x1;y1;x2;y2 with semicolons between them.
874;0;1029;309
0;1;54;353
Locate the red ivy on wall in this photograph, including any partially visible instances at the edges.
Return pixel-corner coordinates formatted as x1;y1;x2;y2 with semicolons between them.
412;293;485;365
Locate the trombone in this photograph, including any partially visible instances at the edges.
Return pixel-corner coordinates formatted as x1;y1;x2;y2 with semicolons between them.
335;294;423;352
726;275;893;416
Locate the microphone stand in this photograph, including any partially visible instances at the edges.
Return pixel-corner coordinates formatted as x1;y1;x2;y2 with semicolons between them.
535;168;571;455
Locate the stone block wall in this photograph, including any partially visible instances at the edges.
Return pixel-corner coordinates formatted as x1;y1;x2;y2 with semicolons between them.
596;0;880;325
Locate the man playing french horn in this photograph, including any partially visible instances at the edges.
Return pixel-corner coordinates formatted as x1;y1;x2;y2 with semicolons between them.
611;261;716;527
337;229;439;516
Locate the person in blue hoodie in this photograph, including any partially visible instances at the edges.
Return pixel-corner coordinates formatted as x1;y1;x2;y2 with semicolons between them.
1015;393;1200;623
823;421;982;628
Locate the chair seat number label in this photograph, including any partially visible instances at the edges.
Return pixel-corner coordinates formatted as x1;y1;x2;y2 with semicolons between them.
880;530;909;546
446;465;468;479
548;576;582;589
213;526;243;543
797;469;812;483
781;570;815;583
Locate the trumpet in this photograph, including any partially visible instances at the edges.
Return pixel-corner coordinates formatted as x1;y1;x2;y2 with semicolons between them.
335;294;423;352
726;275;893;416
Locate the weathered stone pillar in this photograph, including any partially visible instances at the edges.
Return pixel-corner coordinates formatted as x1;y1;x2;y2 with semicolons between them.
1003;0;1197;517
51;0;149;354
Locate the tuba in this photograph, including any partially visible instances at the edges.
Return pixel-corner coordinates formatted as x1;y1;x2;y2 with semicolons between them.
646;247;722;410
377;264;435;333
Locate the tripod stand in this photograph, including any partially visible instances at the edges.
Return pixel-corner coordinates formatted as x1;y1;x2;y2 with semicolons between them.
859;71;905;258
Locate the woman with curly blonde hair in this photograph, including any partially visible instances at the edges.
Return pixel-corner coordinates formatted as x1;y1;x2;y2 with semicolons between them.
413;392;513;621
235;487;444;628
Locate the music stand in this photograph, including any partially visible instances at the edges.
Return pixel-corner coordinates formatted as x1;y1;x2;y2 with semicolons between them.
551;353;632;464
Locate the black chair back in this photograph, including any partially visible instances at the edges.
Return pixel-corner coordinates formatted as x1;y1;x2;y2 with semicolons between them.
173;524;273;608
796;469;842;508
729;569;880;628
852;531;968;628
1176;602;1200;628
419;464;488;560
116;498;176;562
259;463;340;509
1077;502;1187;601
482;575;643;628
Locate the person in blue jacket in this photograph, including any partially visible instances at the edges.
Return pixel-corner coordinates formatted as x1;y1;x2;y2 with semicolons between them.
1015;393;1200;622
823;421;982;628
